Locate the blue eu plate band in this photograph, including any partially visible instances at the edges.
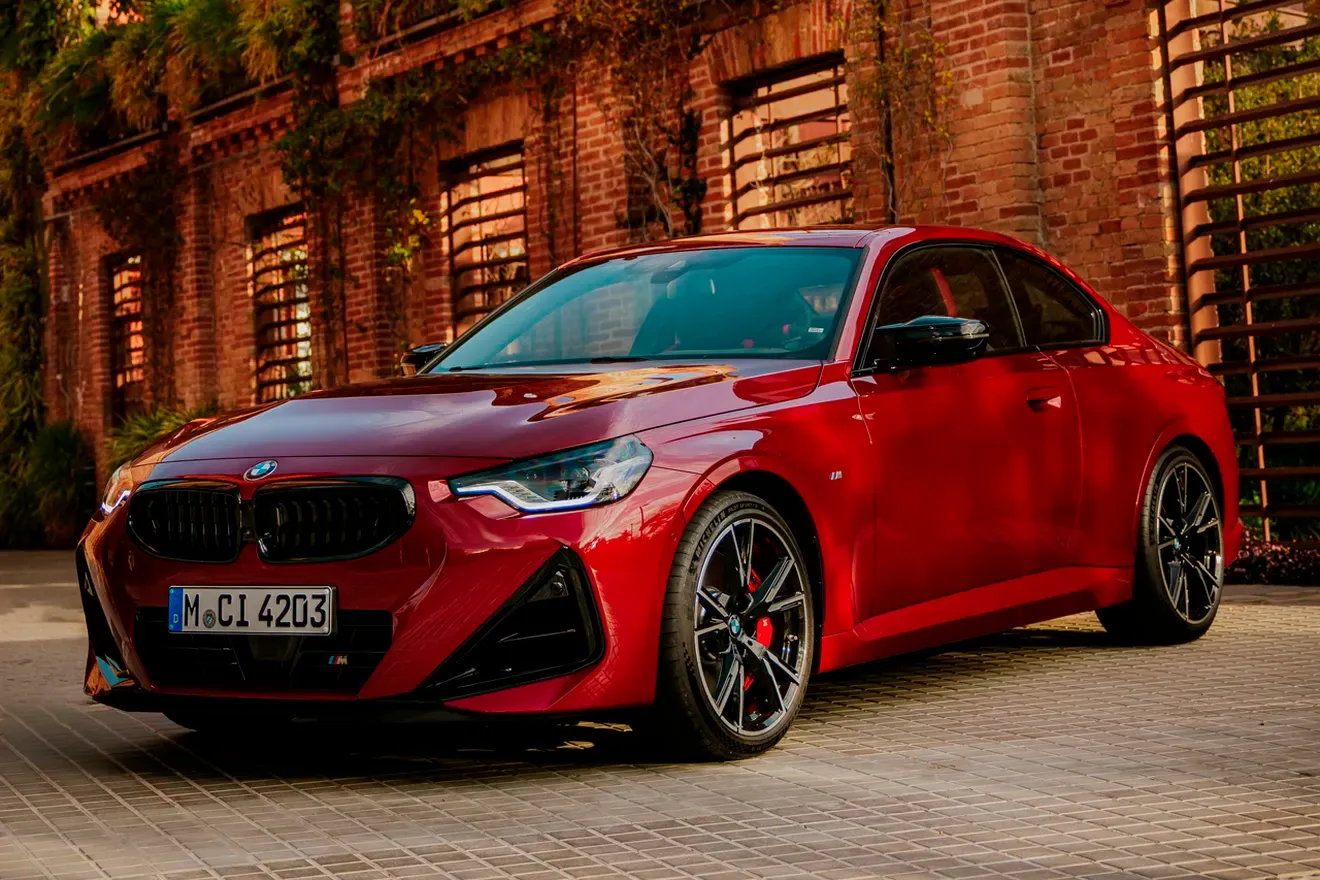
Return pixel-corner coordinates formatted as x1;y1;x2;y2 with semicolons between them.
168;587;184;632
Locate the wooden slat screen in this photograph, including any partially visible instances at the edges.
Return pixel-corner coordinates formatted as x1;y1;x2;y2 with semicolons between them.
725;57;854;229
110;254;145;420
441;144;530;335
248;207;313;403
1158;1;1320;546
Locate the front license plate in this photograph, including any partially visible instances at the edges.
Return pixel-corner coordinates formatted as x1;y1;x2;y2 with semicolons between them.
168;587;335;635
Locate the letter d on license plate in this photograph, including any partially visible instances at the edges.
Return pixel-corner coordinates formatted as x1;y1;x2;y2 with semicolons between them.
168;587;335;635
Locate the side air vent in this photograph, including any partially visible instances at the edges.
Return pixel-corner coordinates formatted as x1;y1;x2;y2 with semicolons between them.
127;482;242;563
422;549;605;700
254;478;415;563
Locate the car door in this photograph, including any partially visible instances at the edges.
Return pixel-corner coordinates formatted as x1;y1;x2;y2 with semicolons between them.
851;245;1082;620
993;246;1116;566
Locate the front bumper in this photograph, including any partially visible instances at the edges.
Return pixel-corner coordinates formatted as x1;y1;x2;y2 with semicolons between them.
80;455;700;717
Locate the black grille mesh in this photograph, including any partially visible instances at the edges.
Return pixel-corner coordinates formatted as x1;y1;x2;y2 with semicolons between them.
133;607;392;693
124;479;413;564
255;483;412;562
128;485;241;562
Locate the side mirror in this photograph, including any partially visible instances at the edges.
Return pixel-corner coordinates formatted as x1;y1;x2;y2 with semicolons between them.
399;342;448;376
867;316;990;369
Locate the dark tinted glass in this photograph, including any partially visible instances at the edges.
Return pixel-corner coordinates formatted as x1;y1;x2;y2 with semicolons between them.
997;249;1101;347
874;247;1021;351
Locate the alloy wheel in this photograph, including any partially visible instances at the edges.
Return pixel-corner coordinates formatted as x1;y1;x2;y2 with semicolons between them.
1154;461;1223;625
692;516;808;737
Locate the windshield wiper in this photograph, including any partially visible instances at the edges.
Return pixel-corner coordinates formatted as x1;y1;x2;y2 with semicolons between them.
588;356;651;364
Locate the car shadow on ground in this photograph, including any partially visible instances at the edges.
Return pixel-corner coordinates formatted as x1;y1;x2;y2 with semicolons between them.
111;621;1123;779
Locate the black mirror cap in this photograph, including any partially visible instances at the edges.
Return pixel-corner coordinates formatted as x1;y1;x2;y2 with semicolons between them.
868;316;990;369
398;342;448;376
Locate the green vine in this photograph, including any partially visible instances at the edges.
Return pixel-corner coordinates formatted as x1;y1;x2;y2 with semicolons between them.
843;0;953;222
562;0;710;240
0;0;97;546
351;0;505;45
93;149;184;407
267;1;556;365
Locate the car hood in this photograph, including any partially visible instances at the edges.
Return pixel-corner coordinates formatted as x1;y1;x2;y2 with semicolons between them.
144;360;822;464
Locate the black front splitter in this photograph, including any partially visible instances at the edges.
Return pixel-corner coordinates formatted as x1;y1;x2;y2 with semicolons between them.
95;688;483;725
90;686;621;729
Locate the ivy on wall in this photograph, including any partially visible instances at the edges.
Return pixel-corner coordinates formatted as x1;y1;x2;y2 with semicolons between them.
843;0;954;223
93;150;184;407
8;0;958;391
3;0;960;542
258;0;554;372
18;0;957;368
562;0;709;240
0;0;98;546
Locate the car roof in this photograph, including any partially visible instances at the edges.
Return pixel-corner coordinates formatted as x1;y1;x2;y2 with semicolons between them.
561;225;1039;268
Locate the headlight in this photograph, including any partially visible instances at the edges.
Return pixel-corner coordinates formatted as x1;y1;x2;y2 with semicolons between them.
100;465;135;515
449;437;653;513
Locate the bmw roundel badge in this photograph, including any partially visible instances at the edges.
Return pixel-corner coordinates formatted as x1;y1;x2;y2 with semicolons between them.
244;459;279;481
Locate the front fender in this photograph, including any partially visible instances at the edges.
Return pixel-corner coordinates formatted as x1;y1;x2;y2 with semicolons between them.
640;377;873;640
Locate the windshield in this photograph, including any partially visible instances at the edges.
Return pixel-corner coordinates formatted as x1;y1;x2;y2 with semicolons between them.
428;246;863;372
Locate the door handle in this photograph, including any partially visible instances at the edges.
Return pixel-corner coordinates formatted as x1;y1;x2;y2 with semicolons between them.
1026;386;1064;411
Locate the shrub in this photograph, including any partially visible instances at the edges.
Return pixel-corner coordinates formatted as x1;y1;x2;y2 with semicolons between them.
1226;531;1320;587
0;466;42;548
105;401;219;472
8;422;96;546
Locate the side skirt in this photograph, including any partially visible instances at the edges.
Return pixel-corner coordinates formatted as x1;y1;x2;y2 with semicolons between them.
819;566;1132;672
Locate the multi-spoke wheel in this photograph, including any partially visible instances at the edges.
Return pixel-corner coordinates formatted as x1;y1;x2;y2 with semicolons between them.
1098;446;1224;644
650;491;814;760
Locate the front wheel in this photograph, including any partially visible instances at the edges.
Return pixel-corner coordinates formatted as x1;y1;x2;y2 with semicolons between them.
648;491;815;760
1097;446;1224;644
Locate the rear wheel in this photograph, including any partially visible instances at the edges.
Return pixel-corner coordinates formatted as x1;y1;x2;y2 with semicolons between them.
649;491;814;760
1098;447;1224;644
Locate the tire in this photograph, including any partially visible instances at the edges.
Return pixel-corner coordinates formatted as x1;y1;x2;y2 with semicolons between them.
647;490;815;760
1097;446;1225;645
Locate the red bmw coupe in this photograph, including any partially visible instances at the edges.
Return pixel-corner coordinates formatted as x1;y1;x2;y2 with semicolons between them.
80;226;1241;759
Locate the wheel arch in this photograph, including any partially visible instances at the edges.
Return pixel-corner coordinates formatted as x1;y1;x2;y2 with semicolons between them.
716;470;825;640
1132;422;1227;551
1169;434;1225;507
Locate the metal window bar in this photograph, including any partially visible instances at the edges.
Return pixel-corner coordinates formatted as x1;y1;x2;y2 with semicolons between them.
1157;0;1320;546
724;58;853;230
110;254;145;420
247;208;313;403
441;144;529;335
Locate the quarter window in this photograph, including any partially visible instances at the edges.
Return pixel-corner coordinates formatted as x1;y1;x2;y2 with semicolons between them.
726;57;853;229
441;144;530;335
109;254;145;419
996;249;1103;347
248;207;313;403
873;247;1022;352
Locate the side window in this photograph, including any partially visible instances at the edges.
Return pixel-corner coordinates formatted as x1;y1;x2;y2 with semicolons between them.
874;247;1022;352
997;249;1102;347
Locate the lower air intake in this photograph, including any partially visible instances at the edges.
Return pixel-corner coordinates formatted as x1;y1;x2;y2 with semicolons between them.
132;608;393;693
423;549;604;700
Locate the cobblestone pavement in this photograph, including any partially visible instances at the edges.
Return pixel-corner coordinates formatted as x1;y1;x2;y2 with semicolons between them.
1;553;1318;880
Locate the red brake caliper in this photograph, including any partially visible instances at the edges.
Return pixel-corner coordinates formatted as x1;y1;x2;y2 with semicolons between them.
742;569;775;690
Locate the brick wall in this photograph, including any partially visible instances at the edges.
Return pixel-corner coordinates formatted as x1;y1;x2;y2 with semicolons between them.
42;0;1185;474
